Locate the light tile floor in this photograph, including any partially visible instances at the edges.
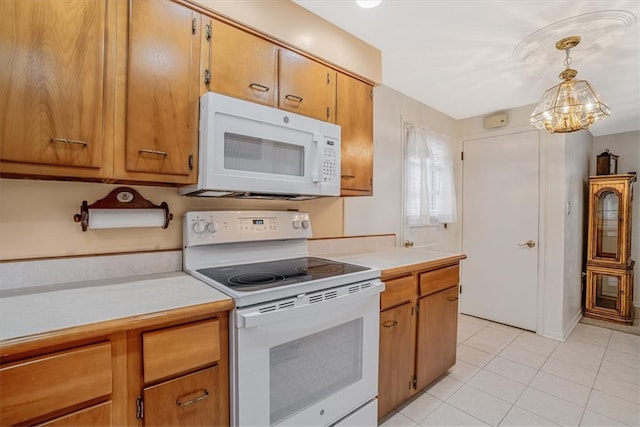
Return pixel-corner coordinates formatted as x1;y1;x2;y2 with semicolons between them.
380;314;640;426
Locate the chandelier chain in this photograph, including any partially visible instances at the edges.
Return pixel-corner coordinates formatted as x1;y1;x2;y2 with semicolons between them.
563;49;573;68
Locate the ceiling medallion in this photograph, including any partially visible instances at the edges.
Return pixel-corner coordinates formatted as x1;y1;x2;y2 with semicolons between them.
514;10;636;64
529;35;611;134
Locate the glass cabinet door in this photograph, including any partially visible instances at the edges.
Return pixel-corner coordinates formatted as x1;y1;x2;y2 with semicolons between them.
595;189;621;260
593;273;620;311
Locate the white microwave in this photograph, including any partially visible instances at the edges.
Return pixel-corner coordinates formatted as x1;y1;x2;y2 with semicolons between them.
179;92;341;199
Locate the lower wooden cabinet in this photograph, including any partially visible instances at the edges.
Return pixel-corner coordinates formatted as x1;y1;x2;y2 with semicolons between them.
139;318;227;426
377;260;462;420
378;302;414;417
0;309;230;427
584;264;635;324
416;286;459;389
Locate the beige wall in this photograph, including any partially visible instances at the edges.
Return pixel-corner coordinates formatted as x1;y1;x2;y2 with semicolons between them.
343;86;460;251
0;179;343;261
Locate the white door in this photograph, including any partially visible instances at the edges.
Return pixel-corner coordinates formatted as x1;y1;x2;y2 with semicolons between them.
461;131;539;331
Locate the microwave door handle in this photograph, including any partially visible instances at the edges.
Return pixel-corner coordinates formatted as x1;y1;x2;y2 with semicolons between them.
312;133;320;183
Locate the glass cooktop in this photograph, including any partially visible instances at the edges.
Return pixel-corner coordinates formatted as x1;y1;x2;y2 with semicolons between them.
197;257;370;292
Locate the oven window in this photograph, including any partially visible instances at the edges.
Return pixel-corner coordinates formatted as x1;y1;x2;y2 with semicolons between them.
224;132;304;176
269;318;363;425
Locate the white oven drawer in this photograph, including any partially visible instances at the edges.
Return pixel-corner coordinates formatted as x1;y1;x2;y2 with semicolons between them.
331;399;378;427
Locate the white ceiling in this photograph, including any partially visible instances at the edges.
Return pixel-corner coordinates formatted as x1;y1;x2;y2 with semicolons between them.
293;0;640;137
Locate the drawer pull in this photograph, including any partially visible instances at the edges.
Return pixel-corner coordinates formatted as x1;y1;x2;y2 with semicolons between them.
383;320;398;328
50;137;88;146
341;174;355;179
284;94;304;103
176;390;209;407
447;296;459;302
139;149;168;157
249;83;270;92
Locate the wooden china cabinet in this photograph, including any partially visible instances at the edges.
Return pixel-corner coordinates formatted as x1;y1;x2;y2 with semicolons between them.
584;173;636;324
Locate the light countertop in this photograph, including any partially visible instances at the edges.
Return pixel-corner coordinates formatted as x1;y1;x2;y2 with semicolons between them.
327;247;466;274
0;272;233;343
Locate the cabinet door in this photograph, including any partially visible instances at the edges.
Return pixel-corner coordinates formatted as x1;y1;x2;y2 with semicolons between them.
208;19;277;106
278;50;336;122
378;302;414;419
0;0;108;174
415;286;458;390
337;73;373;195
143;366;219;427
587;176;635;266
123;0;200;183
585;266;634;324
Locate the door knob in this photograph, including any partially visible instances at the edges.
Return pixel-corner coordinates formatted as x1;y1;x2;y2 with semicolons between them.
518;240;536;248
404;240;414;248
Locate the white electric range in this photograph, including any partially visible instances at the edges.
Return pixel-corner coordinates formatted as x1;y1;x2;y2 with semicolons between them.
182;210;383;426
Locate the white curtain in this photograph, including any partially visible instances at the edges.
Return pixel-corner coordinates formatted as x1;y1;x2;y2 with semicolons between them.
405;123;457;225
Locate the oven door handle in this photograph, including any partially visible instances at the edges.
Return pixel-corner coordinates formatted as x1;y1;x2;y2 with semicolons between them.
236;281;384;329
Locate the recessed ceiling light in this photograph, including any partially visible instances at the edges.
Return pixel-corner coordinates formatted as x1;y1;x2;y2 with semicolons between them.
356;0;381;9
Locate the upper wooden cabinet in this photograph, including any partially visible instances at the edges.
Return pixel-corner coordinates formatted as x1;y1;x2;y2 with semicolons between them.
0;0;375;190
207;19;277;106
0;0;115;179
337;73;373;195
278;50;336;122
119;0;200;184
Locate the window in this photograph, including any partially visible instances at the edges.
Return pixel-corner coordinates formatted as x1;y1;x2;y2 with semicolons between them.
405;123;457;226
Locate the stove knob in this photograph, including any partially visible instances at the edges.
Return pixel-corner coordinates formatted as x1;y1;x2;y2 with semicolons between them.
301;219;310;229
293;220;302;229
192;221;206;234
206;221;218;233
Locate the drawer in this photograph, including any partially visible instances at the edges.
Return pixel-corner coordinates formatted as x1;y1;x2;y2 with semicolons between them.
0;342;112;426
143;318;220;383
419;265;459;296
380;275;415;310
143;366;220;426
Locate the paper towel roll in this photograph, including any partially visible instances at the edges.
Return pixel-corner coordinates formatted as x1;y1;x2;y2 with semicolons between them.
88;208;166;229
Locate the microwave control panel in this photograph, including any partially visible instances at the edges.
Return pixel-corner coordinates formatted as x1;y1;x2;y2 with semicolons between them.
321;140;339;183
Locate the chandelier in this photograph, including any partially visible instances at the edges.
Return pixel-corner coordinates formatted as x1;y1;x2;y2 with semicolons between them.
529;36;611;133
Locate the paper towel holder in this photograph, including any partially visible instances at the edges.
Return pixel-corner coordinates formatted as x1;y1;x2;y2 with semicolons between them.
73;187;173;232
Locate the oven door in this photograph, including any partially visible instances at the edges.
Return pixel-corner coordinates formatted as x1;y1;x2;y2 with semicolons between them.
230;281;382;426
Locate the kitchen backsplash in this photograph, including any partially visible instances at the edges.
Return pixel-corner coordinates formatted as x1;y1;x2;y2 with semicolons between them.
0;250;182;292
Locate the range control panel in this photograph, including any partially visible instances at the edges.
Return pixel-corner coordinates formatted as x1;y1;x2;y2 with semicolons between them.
184;210;312;247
